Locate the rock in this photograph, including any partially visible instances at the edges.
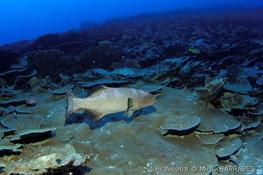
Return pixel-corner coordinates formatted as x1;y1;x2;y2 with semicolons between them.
2;106;32;115
234;129;263;173
224;81;252;95
188;48;201;54
78;45;123;70
130;81;163;94
0;120;10;129
15;70;37;87
27;49;77;79
0;50;19;72
197;133;225;145
10;56;28;70
198;106;241;133
77;79;130;88
10;128;56;144
188;73;208;87
0;145;21;156
220;92;258;112
242;117;261;131
189;39;216;55
90;68;111;77
26;96;38;106
28;76;43;89
215;137;242;159
0;67;28;78
242;66;263;79
163;57;189;65
178;61;201;79
59;73;71;83
256;76;263;86
98;40;112;46
199;78;225;103
111;59;141;69
111;68;137;77
52;88;67;96
0;87;17;98
0;78;7;87
160;115;201;135
82;69;111;79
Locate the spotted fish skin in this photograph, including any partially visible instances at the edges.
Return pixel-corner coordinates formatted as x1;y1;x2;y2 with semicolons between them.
66;86;158;120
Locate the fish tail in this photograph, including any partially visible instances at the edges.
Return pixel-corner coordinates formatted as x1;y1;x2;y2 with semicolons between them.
66;92;77;118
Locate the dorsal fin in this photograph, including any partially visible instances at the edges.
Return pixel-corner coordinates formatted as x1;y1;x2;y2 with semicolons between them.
89;85;108;97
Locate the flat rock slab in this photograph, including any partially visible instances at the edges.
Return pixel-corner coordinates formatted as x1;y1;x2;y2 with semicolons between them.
215;137;242;159
160;115;201;135
130;81;163;94
235;129;263;174
224;82;252;95
220;92;258;112
256;77;263;86
77;79;130;88
111;68;137;77
197;133;225;145
198;106;241;133
242;117;261;131
2;106;32;114
52;88;67;96
154;87;241;134
10;128;56;144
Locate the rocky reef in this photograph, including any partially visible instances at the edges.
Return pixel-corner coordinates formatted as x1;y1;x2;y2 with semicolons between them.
0;7;263;175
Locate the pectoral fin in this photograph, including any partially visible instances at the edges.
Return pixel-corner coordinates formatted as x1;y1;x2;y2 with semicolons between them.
88;110;106;121
127;98;134;110
127;98;135;118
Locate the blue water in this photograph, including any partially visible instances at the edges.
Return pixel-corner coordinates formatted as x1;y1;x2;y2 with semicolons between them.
0;0;262;45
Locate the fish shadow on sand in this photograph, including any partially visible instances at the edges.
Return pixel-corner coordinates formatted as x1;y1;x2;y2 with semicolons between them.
65;106;156;129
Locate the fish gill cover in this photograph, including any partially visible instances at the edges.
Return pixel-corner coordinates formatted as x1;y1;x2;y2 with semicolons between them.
0;0;263;175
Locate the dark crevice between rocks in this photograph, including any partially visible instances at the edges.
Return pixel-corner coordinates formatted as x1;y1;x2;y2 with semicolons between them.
10;131;56;144
0;147;21;157
162;124;200;136
0;100;27;107
43;166;92;175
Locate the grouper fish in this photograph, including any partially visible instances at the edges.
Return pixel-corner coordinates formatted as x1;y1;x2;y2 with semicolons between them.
66;86;159;120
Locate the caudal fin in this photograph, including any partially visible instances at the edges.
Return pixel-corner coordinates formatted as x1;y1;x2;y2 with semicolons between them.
66;92;77;118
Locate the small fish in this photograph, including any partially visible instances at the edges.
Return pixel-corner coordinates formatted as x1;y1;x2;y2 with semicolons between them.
66;86;159;120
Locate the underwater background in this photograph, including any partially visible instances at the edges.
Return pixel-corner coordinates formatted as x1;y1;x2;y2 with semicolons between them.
0;0;263;174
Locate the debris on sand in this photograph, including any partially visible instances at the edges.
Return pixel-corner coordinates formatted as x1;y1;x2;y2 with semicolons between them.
7;144;92;175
